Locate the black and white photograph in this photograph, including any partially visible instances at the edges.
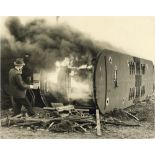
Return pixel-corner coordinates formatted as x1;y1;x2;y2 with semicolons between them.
0;16;155;139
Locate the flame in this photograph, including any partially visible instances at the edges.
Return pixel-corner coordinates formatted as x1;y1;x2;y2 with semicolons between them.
42;57;93;101
70;77;91;99
47;57;70;84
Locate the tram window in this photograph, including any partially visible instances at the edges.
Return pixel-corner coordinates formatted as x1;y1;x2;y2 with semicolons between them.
129;88;132;100
129;87;135;100
141;64;145;74
141;86;145;96
132;87;135;99
153;84;155;92
133;62;136;74
136;87;140;98
136;62;141;75
129;61;135;75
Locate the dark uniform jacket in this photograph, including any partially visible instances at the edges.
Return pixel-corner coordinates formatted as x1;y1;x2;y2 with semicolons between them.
9;68;31;98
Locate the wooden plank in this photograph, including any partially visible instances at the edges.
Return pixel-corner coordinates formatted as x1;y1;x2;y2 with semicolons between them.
96;109;102;136
101;120;141;127
43;107;56;111
56;105;74;112
75;109;90;112
50;103;64;108
122;110;139;121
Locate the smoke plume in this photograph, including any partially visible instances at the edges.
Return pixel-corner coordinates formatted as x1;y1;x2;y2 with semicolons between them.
3;17;111;72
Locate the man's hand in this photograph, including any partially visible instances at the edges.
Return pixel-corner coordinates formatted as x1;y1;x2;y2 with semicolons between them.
30;85;34;89
32;83;40;89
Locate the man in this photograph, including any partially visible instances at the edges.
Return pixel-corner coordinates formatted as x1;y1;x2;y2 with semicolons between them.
22;54;33;84
22;54;35;107
9;58;35;117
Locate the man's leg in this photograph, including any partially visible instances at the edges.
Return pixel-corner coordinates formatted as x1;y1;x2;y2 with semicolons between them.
12;98;22;116
21;97;35;116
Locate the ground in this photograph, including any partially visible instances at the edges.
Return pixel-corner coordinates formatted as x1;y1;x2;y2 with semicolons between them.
0;122;155;139
0;95;155;139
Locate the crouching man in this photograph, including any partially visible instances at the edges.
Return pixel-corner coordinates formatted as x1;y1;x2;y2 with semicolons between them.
9;58;35;117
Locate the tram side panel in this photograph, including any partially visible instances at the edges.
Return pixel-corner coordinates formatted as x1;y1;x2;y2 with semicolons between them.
141;59;154;99
103;50;135;113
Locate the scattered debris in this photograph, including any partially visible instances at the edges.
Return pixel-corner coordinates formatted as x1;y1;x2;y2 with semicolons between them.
122;110;139;121
2;99;153;135
101;119;141;127
49;120;73;132
1;105;96;134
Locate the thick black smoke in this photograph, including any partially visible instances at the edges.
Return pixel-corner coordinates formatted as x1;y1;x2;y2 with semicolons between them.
1;17;118;85
3;17;108;71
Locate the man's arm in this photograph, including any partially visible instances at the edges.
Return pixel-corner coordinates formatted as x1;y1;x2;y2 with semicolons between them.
15;74;32;90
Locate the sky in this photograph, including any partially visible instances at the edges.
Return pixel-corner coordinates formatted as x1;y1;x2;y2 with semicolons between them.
1;16;155;64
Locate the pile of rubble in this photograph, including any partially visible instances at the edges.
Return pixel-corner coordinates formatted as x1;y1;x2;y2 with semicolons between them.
1;98;153;134
100;96;155;129
101;108;141;127
1;104;97;133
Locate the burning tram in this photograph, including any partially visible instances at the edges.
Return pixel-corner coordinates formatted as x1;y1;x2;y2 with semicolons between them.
1;18;154;115
32;49;154;114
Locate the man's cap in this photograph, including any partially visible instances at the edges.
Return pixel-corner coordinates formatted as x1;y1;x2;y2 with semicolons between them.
14;58;25;66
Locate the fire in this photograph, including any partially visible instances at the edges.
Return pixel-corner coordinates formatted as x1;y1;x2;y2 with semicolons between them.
46;57;70;84
70;78;91;100
40;56;93;102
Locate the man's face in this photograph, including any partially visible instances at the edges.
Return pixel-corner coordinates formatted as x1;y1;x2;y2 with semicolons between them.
18;65;24;70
